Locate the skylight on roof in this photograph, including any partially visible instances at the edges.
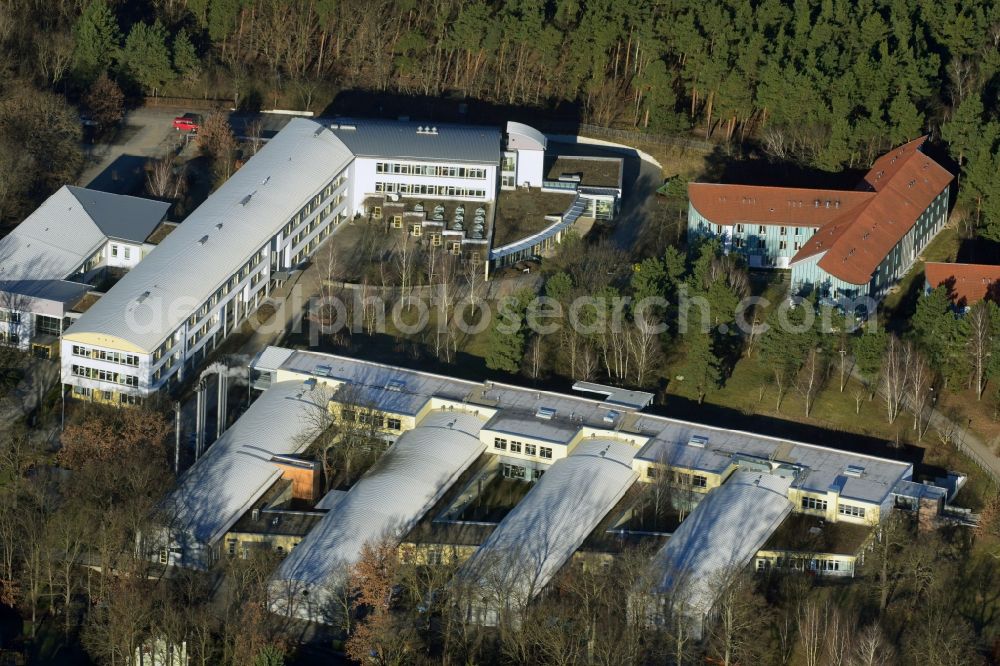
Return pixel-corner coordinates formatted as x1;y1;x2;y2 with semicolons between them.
536;406;556;420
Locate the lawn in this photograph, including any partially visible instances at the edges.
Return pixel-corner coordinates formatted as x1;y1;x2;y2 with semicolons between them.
880;223;961;320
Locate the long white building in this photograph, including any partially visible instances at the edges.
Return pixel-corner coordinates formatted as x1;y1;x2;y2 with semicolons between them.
59;117;619;403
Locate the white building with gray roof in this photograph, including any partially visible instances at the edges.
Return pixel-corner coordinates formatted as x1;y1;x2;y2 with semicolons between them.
0;185;168;357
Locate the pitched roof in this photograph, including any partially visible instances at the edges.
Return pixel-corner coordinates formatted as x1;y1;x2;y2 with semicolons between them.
810;138;953;285
688;183;873;229
924;262;1000;306
65;186;169;243
0;186;168;286
64;119;355;353
689;138;953;286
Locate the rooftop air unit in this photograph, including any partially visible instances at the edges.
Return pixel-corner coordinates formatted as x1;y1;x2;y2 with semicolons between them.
687;435;709;448
536;406;556;420
387;379;406;392
844;465;865;478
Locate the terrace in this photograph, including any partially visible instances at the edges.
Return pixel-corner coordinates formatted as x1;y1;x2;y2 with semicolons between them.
761;514;872;556
491;189;575;248
545;156;623;190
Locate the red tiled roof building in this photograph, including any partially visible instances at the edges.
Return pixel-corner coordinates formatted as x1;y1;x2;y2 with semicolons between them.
688;137;953;301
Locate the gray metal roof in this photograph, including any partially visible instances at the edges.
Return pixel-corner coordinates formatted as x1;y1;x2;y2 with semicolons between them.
0;186;129;283
270;409;487;620
163;379;326;558
329;118;502;164
65;185;169;243
458;438;638;607
65;119;355;352
572;381;654;409
260;349;914;507
490;195;586;259
649;471;793;633
634;419;912;505
506;121;546;151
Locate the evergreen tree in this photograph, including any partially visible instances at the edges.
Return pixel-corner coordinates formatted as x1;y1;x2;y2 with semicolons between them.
852;329;888;386
122;20;174;92
942;92;984;166
910;286;968;385
484;290;532;373
173;29;200;82
684;331;722;404
72;1;121;83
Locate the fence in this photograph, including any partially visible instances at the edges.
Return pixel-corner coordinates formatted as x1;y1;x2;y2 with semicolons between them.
144;95;233;110
574;123;715;152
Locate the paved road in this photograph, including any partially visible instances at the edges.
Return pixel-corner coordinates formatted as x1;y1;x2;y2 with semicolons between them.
79;106;298;195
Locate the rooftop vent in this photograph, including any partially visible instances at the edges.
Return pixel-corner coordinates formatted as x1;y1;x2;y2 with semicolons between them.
313;125;326;137
386;379;406;392
262;176;271;185
603;410;620;424
215;223;223;230
198;235;209;245
314;364;332;377
536;406;556;420
137;290;151;303
687;434;708;448
844;464;865;478
240;191;256;206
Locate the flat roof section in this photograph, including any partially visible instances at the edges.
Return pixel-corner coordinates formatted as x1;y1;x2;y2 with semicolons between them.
457;438;639;609
634;420;912;505
546;155;623;189
162;380;326;564
330;118;502;165
649;471;793;634
269;409;488;620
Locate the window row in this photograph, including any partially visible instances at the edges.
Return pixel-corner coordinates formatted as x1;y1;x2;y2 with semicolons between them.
758;557;842;572
801;496;828;512
71;364;139;387
71;345;140;367
375;182;487;199
340;409;401;431
838;503;866;518
645;467;708;488
375;162;487;180
501;463;545;481
493;437;552;459
110;244;133;260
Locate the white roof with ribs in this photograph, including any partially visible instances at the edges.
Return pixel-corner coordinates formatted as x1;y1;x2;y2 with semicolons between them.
64;119;353;352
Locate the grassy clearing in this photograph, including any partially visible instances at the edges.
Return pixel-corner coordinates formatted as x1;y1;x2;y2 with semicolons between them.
881;223;961;318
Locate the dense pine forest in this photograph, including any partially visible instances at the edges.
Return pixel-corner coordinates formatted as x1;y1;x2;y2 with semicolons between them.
2;0;1000;228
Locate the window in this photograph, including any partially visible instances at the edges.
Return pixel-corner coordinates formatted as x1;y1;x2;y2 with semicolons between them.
159;548;168;564
838;503;866;519
532;468;545;480
802;496;828;512
779;226;787;235
111;244;118;258
736;224;744;233
646;466;658;478
502;463;526;479
692;475;707;488
410;224;422;237
449;242;462;255
124;247;131;260
372;206;382;219
539;447;552;459
524;443;537;456
795;227;802;236
431;233;442;247
392;215;403;228
758;225;766;234
509;441;522;453
387;417;401;430
341;409;357;422
493;437;507;451
779;240;788;250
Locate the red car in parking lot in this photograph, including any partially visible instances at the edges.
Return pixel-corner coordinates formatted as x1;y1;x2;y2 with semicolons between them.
172;113;202;132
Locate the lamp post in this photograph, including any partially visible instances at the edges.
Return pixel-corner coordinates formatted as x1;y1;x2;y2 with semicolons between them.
838;347;847;392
